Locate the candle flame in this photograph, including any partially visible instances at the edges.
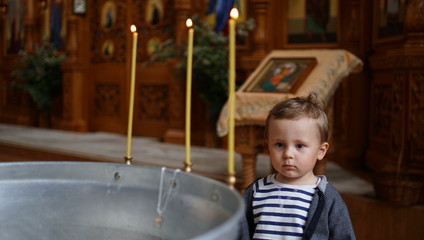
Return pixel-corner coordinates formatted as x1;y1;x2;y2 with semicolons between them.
230;8;239;20
186;18;193;28
130;25;137;33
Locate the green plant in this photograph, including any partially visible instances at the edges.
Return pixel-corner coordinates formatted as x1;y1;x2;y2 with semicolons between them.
11;42;67;114
148;15;254;121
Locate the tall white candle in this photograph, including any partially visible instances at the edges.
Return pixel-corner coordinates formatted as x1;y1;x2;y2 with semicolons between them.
185;18;194;171
125;24;138;163
228;8;238;176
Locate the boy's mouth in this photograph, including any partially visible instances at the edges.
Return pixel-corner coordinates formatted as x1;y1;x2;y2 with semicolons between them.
283;164;296;169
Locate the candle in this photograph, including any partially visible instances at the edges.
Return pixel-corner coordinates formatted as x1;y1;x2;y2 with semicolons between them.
228;8;238;176
125;24;138;163
185;18;194;170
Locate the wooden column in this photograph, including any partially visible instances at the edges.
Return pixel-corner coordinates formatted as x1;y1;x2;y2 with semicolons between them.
235;125;263;190
23;0;35;53
163;0;191;144
59;11;88;132
15;0;37;126
173;0;191;46
250;0;269;57
326;0;371;170
238;0;270;84
368;0;424;205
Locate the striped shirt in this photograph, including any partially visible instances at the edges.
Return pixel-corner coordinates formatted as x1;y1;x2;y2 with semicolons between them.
252;175;319;240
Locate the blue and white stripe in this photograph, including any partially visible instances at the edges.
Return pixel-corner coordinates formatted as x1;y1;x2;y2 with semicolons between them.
252;175;317;240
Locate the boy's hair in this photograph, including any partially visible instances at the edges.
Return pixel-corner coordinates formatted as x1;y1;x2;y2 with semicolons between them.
264;92;329;143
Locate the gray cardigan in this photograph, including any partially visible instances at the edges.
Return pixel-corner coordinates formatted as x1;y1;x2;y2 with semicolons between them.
239;175;356;240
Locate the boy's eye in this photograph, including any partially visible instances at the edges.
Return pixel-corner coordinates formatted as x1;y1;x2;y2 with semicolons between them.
296;144;305;149
275;143;283;148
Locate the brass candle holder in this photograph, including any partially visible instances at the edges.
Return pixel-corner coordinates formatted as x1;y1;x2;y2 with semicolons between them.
227;173;236;189
124;156;133;165
183;162;192;173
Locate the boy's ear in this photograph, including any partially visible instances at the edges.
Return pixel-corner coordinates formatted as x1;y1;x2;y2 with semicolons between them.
317;142;329;161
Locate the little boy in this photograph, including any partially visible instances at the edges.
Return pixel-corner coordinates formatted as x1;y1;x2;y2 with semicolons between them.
239;93;355;240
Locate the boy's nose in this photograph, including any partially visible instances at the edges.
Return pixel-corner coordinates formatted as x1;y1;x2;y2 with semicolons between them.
283;147;294;159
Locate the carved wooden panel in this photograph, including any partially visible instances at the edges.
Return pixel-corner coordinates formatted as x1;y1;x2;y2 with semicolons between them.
371;56;424;69
94;83;121;116
138;84;168;121
368;51;424;173
409;72;424;169
371;84;391;141
90;0;127;63
390;72;406;165
368;71;405;170
167;70;184;129
133;0;174;61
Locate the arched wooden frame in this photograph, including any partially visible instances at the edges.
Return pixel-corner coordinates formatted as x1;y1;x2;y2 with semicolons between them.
272;0;341;49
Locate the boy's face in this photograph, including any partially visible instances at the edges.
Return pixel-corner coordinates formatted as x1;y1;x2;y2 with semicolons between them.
267;117;329;185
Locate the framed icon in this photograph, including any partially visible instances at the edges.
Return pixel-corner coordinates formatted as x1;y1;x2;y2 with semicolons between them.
73;0;86;15
242;57;317;93
101;1;116;29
